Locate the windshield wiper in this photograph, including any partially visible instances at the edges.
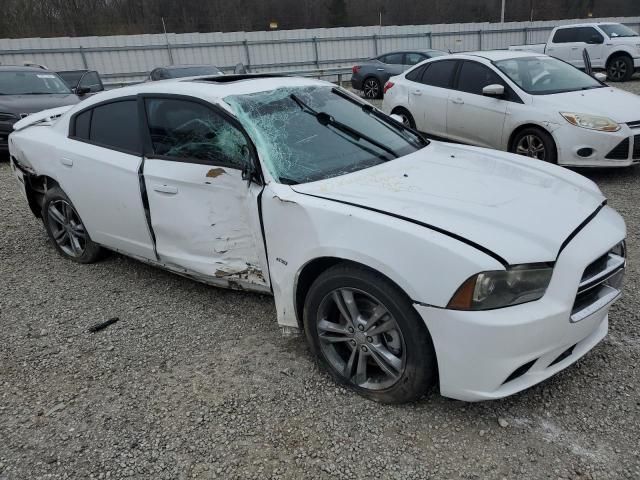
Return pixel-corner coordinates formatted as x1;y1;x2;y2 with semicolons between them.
331;87;428;148
289;93;399;159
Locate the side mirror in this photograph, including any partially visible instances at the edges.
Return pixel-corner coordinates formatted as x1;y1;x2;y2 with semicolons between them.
482;84;505;97
390;114;404;124
76;86;91;96
594;72;607;82
587;36;603;45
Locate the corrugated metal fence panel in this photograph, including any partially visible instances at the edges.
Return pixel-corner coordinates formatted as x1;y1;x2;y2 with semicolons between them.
1;16;639;85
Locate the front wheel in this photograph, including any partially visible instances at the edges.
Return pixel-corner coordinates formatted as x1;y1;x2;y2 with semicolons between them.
607;55;633;82
42;186;104;263
510;127;557;164
303;263;437;404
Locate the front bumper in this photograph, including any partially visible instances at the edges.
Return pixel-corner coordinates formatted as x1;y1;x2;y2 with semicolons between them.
552;122;640;167
417;205;625;401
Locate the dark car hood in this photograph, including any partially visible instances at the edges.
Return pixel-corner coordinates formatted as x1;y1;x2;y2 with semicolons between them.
0;94;79;116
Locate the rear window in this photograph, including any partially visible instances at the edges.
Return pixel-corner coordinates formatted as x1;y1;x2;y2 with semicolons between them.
89;100;140;154
420;60;458;88
380;53;404;65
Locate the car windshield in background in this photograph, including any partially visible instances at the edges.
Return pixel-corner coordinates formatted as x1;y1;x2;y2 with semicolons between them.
494;56;604;95
167;66;222;78
226;86;423;184
0;71;71;95
600;24;639;38
57;71;84;88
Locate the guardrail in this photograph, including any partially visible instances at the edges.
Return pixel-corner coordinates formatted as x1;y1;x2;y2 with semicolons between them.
3;17;639;89
102;66;356;89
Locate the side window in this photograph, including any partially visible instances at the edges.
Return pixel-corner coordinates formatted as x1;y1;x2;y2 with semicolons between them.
73;109;92;140
79;72;103;92
381;53;404;65
406;64;427;82
90;100;141;154
579;27;603;43
144;98;250;168
420;60;458;88
405;53;426;65
552;27;579;43
457;61;505;95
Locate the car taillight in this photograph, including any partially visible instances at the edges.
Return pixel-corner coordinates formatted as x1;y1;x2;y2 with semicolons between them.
383;81;394;94
352;66;361;74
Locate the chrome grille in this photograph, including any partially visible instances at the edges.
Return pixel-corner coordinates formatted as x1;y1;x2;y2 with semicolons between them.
626;120;640;129
571;242;625;323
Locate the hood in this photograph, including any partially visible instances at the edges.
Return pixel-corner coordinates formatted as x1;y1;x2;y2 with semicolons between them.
0;94;79;116
292;142;605;266
539;87;640;123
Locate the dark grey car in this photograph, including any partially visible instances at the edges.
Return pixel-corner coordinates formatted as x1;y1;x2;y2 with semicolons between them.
148;64;224;81
351;49;447;99
57;70;105;96
0;66;80;154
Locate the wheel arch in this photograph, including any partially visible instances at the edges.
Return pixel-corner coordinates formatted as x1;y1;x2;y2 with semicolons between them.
507;123;556;153
294;256;414;331
20;171;60;219
606;50;634;67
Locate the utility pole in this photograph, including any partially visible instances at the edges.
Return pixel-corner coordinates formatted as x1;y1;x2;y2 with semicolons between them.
501;0;506;23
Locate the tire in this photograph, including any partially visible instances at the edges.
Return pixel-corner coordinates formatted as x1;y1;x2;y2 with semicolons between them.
303;263;437;404
42;186;104;263
607;55;633;82
362;77;382;99
391;107;416;129
510;127;557;164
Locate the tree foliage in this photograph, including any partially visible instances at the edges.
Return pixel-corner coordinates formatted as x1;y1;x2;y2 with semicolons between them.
0;0;636;38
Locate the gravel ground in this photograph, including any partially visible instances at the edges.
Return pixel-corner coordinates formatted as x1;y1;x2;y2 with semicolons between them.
1;80;640;480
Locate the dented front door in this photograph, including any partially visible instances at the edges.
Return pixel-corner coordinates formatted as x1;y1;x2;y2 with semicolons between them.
140;95;269;290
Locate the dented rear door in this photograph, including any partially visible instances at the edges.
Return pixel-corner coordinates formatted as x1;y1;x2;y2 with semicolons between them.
140;95;269;290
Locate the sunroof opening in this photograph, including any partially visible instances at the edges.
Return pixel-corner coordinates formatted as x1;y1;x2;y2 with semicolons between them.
191;74;288;83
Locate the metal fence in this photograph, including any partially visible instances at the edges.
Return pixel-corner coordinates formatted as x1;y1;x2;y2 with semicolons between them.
1;16;639;87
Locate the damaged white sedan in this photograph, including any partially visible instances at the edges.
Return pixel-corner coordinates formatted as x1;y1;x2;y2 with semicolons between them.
9;75;626;403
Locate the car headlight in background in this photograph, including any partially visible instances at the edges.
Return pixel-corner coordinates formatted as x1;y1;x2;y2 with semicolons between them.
447;264;553;310
560;112;620;132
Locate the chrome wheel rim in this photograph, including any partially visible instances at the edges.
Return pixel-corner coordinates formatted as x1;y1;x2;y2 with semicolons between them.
609;60;627;81
316;288;406;391
363;79;380;98
47;200;87;257
516;134;546;160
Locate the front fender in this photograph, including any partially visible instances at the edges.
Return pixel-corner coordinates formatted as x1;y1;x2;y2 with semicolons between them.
262;184;503;328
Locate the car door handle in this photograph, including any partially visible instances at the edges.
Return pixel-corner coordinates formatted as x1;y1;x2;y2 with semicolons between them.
376;68;385;71
153;184;178;195
60;157;73;167
450;98;464;105
571;47;579;50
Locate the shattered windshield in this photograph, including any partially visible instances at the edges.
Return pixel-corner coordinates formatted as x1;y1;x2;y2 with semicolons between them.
226;86;422;184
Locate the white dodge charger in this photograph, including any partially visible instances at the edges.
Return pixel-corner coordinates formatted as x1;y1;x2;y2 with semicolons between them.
383;50;640;167
9;75;626;403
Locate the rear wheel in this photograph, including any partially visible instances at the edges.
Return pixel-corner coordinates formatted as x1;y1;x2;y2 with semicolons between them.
303;263;437;404
42;186;103;263
362;77;382;99
391;107;416;129
510;127;557;164
607;55;633;82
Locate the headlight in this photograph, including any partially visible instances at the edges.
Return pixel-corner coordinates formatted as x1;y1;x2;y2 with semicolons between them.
560;112;620;132
447;264;553;311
